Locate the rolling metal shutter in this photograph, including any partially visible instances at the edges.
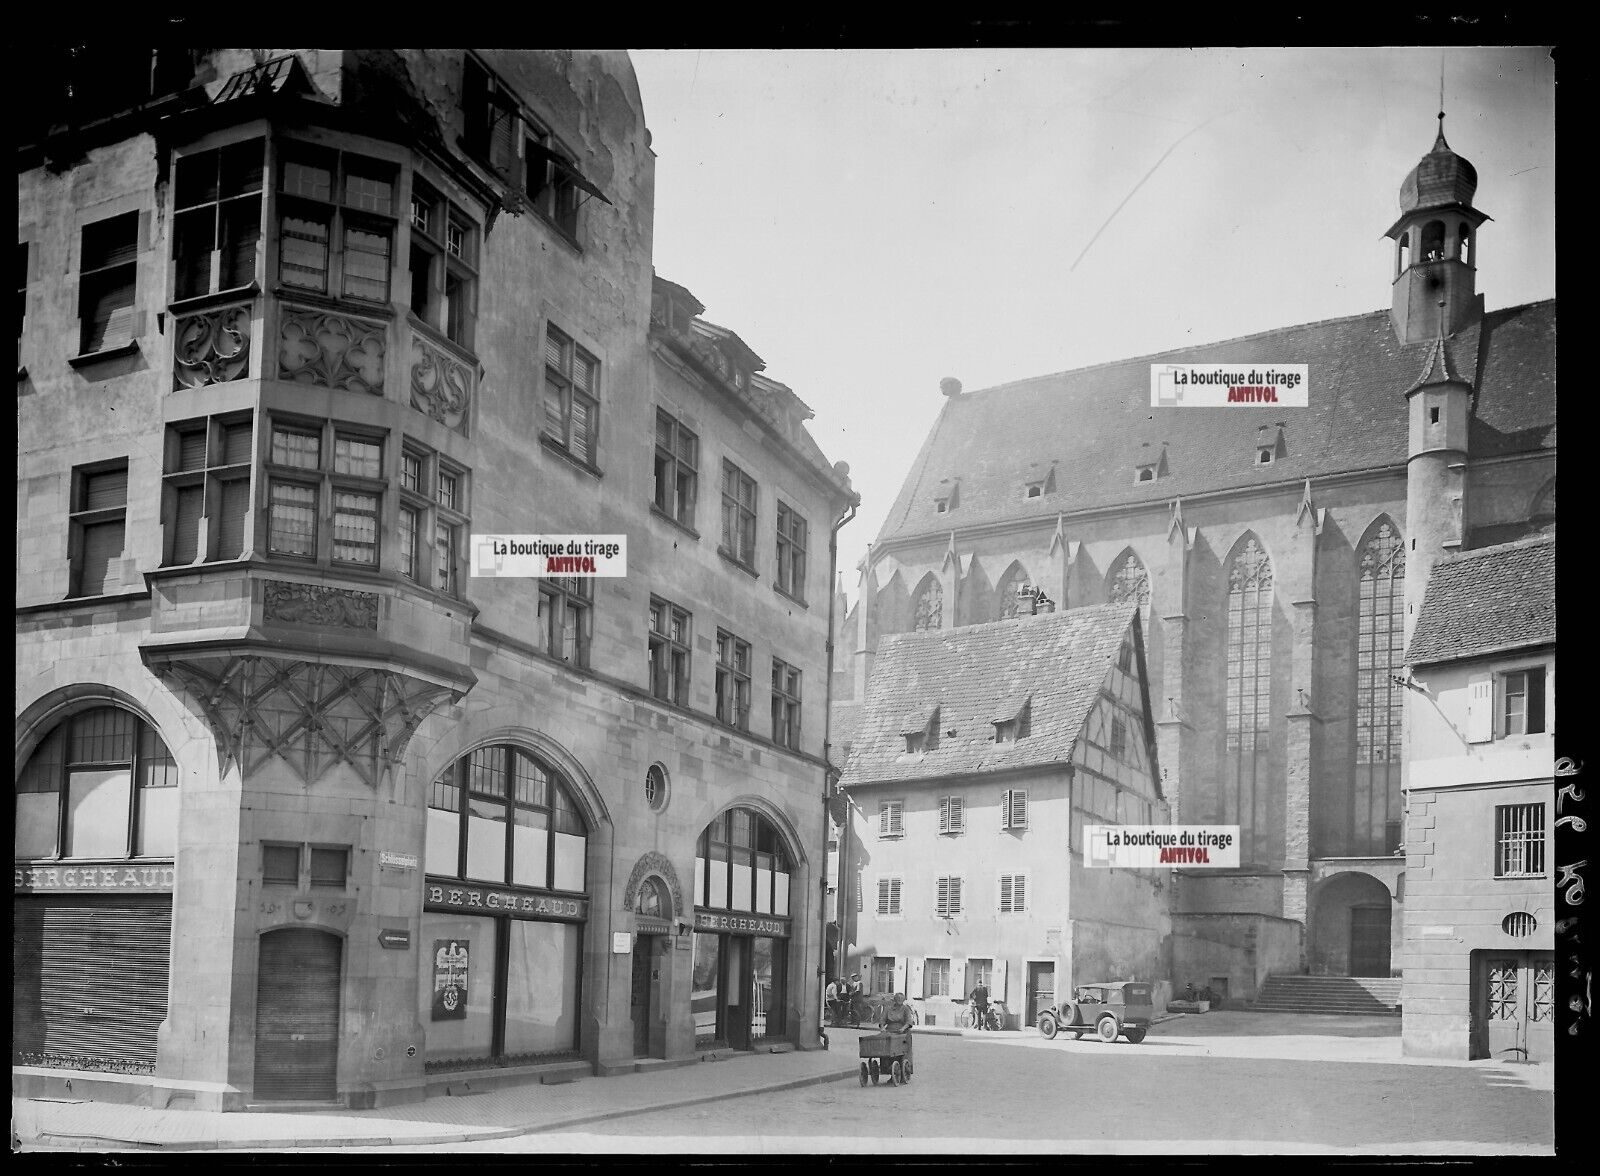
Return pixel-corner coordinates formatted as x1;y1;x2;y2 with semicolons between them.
11;896;172;1071
253;928;342;1101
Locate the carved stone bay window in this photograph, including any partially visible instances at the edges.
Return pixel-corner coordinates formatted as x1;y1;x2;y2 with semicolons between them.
277;144;398;306
264;416;386;571
399;442;470;597
409;179;478;351
172;138;265;301
161;413;253;566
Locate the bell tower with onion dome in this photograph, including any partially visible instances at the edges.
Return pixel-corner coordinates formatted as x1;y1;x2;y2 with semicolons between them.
1384;113;1491;345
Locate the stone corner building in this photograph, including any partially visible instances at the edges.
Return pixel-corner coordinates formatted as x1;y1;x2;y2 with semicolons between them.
15;49;855;1109
833;120;1555;1007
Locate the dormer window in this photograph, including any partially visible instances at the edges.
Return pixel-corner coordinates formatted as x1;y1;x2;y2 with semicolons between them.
1025;483;1043;500
993;699;1031;744
902;706;940;754
935;497;949;514
1136;464;1157;483
934;481;960;513
1257;448;1274;466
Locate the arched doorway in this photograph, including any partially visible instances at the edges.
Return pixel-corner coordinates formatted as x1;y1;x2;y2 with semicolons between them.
1310;872;1395;976
691;806;797;1050
631;876;673;1057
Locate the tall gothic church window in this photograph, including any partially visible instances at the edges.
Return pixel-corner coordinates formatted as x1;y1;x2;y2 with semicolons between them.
1224;538;1273;862
1107;550;1151;621
1354;521;1405;855
912;578;943;631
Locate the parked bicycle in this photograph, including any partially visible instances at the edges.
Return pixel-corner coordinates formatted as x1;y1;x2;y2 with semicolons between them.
956;999;1004;1030
826;991;873;1028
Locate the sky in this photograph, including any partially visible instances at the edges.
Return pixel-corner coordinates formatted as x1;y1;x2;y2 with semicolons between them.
630;47;1557;597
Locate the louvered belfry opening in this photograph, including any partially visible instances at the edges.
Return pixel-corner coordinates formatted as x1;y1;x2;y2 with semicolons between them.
253;927;343;1101
12;895;173;1072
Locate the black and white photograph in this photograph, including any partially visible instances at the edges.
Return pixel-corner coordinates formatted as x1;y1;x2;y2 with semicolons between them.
13;41;1570;1158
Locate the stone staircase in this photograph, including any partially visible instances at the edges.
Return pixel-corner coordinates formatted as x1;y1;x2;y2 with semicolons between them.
1251;974;1402;1016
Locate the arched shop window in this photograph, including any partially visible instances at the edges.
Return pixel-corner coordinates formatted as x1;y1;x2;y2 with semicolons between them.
423;743;590;1069
426;744;588;891
695;806;792;915
16;706;179;860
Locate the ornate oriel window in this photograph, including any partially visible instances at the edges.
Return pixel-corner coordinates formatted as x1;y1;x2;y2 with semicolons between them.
1224;537;1273;861
912;578;943;631
1354;521;1405;855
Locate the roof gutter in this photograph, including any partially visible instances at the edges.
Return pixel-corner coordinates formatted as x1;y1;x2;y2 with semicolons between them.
817;491;858;1045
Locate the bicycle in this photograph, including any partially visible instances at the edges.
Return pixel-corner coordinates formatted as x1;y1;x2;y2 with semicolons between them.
956;1001;1003;1030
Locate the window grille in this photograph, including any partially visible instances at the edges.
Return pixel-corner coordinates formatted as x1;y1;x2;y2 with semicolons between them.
1494;803;1545;878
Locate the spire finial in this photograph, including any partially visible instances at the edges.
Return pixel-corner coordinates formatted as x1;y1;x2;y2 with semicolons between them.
1434;56;1450;150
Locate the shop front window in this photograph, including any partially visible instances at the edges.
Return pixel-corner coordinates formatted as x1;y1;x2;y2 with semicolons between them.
16;707;178;861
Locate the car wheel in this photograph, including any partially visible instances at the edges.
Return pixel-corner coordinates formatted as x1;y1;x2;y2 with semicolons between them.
1123;1027;1147;1044
1059;1002;1079;1030
1038;1012;1059;1040
1097;1014;1120;1043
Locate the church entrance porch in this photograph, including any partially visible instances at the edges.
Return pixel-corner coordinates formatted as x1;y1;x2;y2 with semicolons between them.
1307;864;1402;977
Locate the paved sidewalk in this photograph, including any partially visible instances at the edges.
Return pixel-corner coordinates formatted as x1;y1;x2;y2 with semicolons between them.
13;1042;862;1151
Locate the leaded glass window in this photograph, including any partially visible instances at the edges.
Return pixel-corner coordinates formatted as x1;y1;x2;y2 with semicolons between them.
1224;538;1272;861
1353;522;1405;855
913;579;943;631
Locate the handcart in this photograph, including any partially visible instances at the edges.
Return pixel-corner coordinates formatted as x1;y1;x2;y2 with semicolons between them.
857;1029;914;1086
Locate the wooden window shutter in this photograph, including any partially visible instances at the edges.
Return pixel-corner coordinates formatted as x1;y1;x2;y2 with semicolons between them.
1001;790;1012;829
999;874;1012;911
1014;874;1027;911
890;877;901;913
1465;676;1493;743
1011;791;1029;828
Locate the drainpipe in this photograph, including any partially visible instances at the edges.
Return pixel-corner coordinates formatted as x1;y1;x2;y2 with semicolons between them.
817;485;858;1046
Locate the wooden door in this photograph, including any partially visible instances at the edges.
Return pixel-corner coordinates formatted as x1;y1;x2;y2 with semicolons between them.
1025;962;1055;1026
1349;906;1391;976
631;936;654;1056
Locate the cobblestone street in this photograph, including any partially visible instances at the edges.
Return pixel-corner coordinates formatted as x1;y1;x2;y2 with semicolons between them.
535;1030;1551;1152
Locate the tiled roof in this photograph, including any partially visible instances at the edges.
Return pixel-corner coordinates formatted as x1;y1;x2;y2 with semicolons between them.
875;301;1555;545
1406;534;1556;666
839;603;1137;787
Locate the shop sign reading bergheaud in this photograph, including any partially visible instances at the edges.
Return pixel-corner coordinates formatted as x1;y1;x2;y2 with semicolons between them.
693;910;790;937
433;939;469;1021
15;863;176;892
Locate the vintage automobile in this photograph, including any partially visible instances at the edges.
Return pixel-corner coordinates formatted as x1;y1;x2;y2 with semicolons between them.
1037;981;1154;1043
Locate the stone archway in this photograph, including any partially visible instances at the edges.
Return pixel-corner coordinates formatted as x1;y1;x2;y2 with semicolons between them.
623;850;684;919
1309;871;1395;976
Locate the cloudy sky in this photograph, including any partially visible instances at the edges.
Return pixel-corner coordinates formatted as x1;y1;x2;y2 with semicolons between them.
630;47;1557;593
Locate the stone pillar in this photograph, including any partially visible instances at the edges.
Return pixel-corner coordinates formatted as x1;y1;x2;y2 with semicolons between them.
1153;517;1190;820
1282;499;1321;932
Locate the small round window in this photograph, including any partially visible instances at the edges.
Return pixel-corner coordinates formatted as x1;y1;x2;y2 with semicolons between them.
1502;912;1536;937
645;763;669;812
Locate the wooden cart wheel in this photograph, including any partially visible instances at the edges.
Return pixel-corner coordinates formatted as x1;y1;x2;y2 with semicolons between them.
859;1061;868;1087
903;1058;913;1081
891;1060;903;1086
870;1058;880;1084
